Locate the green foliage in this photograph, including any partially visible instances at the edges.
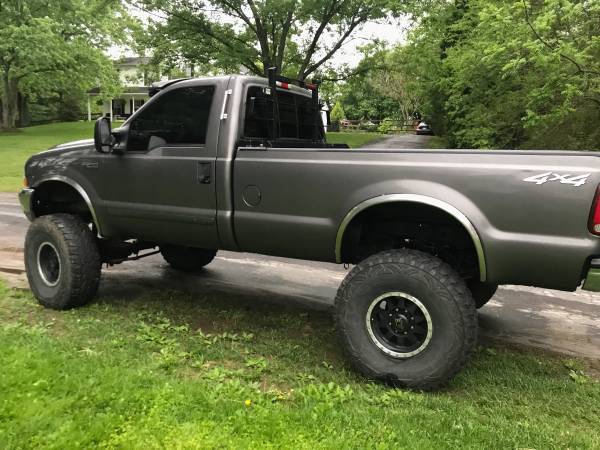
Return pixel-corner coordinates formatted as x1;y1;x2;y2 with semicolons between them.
390;0;600;149
1;280;600;448
378;117;396;134
133;0;408;80
330;102;346;124
0;0;131;129
331;45;401;120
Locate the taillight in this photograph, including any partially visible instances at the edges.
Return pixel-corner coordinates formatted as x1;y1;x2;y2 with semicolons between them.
589;185;600;235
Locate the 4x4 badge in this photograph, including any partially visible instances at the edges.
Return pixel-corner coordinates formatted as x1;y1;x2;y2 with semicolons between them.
523;172;590;187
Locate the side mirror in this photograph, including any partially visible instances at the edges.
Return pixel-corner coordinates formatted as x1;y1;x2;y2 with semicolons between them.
94;117;114;153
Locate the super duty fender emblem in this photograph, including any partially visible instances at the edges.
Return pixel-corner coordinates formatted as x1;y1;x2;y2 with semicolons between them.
523;172;591;187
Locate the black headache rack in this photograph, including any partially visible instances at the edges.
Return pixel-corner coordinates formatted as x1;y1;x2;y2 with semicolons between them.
238;67;349;149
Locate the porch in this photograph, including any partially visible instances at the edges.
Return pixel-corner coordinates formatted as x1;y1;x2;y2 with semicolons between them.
86;87;149;121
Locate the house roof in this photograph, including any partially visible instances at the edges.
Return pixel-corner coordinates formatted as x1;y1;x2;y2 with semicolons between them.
116;56;151;67
87;86;149;95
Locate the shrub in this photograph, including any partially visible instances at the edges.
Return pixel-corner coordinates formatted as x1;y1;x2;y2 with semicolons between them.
330;102;346;127
377;118;395;134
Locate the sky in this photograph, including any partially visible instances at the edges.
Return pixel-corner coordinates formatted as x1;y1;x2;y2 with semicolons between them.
327;18;410;67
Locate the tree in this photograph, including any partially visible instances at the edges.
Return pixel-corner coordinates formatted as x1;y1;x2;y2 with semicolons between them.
0;0;130;130
131;0;409;80
331;44;403;120
370;48;423;122
386;0;600;149
330;101;346;124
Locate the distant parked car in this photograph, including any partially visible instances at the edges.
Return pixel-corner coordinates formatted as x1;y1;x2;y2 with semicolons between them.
416;121;433;135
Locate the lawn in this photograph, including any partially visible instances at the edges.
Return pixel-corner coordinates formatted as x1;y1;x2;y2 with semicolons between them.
0;123;383;193
1;279;599;449
0;122;97;192
326;131;384;148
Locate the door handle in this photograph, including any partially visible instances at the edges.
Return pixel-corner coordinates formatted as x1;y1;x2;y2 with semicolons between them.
198;162;212;184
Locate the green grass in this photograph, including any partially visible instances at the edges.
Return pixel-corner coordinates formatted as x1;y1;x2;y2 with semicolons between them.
0;122;97;192
1;279;599;449
326;132;384;148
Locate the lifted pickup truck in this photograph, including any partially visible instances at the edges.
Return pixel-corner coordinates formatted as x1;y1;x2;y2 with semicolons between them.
19;70;600;389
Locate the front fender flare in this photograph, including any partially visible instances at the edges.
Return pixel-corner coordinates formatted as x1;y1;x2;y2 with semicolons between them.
33;175;103;236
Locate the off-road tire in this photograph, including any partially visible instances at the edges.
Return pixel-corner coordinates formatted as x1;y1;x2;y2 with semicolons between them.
335;249;477;390
160;245;216;272
24;214;101;310
467;280;498;309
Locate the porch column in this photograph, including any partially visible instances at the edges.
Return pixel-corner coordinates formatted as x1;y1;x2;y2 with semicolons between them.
109;98;113;122
87;95;92;122
132;96;136;114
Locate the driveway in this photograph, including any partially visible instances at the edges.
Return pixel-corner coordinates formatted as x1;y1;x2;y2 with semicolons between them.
1;189;599;359
361;133;436;149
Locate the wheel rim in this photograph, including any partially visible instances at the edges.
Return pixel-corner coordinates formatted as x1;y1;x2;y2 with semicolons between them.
37;242;61;287
366;292;433;358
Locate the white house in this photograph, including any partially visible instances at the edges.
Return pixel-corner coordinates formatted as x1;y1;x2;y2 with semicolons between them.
86;57;193;121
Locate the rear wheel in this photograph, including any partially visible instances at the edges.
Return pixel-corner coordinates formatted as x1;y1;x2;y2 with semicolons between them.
467;280;498;309
24;214;101;309
335;249;477;390
160;244;216;272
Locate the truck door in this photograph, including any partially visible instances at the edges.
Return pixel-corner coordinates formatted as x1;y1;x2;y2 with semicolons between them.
91;80;222;248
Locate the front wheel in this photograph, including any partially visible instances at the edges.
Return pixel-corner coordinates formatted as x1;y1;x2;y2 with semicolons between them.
335;249;477;390
24;214;101;310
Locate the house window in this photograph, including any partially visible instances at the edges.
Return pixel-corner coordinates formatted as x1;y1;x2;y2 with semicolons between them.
112;99;126;116
127;85;215;151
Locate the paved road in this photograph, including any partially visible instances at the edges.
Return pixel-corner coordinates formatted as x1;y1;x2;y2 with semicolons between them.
361;133;435;149
1;133;599;359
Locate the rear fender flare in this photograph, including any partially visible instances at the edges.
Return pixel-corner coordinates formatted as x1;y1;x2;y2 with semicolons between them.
334;194;487;282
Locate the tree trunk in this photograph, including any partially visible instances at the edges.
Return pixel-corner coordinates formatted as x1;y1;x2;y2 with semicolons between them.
1;72;19;130
18;93;30;127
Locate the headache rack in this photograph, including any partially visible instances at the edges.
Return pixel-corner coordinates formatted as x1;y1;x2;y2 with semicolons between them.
239;67;348;149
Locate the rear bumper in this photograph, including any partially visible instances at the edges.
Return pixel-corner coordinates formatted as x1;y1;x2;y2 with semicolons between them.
583;258;600;292
19;188;35;221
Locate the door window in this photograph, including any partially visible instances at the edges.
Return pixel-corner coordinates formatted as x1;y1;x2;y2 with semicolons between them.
127;85;215;151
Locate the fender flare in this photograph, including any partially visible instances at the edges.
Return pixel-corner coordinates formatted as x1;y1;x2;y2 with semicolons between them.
335;194;487;282
33;175;103;236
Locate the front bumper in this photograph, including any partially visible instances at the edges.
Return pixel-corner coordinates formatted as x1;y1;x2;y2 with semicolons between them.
583;258;600;292
19;188;35;221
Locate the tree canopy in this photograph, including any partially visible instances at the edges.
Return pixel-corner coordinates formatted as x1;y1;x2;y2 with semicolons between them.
131;0;410;81
0;0;131;129
386;0;600;149
331;0;599;149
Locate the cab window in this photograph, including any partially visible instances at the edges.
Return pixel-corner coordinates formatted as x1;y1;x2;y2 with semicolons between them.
127;85;215;151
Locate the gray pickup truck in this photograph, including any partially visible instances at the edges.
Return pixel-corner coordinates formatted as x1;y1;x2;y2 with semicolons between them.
18;71;600;389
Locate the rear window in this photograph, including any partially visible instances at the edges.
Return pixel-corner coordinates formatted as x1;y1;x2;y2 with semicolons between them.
244;86;322;140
